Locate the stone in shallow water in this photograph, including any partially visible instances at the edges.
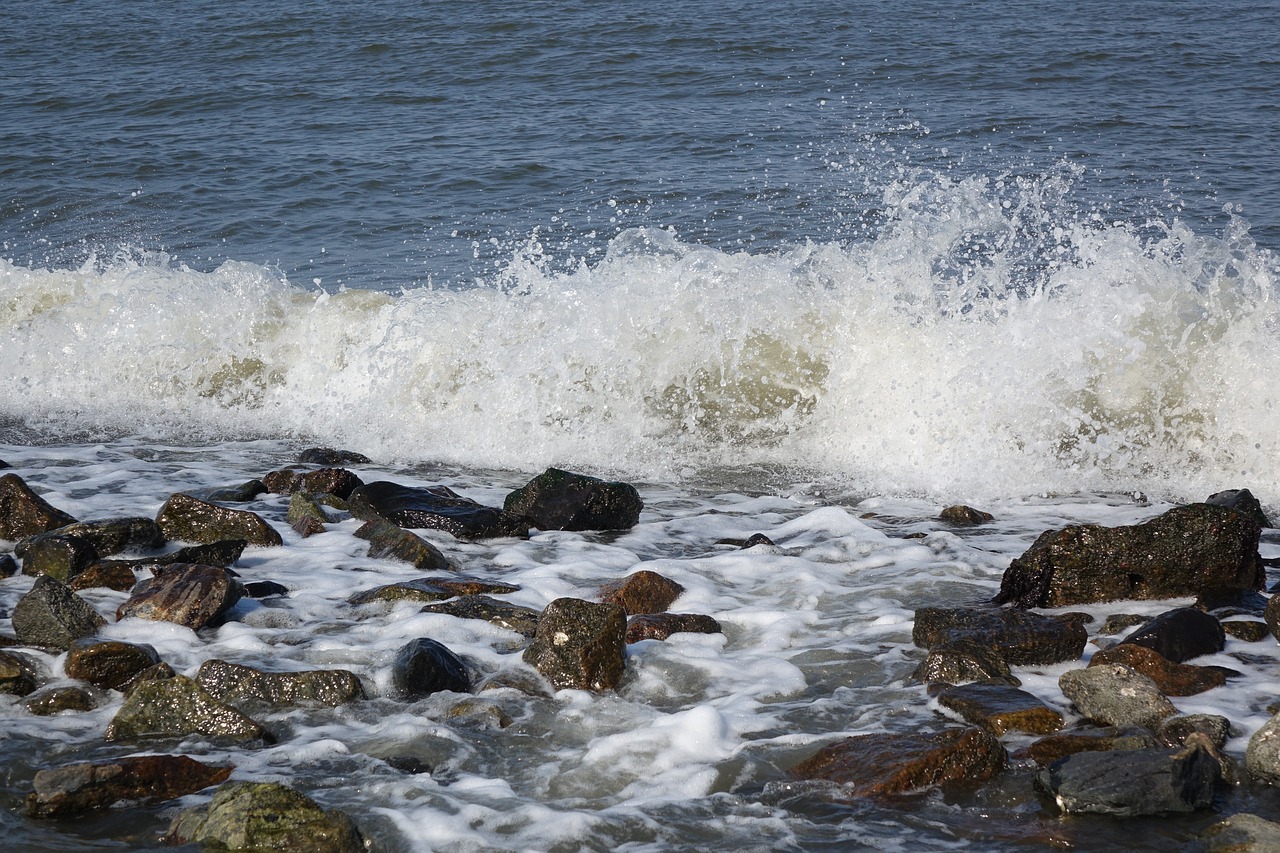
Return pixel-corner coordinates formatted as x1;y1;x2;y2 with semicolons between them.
1223;619;1270;642
911;639;1018;686
523;597;626;691
938;505;994;526
21;685;97;715
625;613;722;643
1088;642;1227;696
354;518;452;570
68;560;138;592
164;781;365;853
1201;813;1280;852
1034;743;1220;816
104;675;272;743
115;564;244;630
598;569;685;615
65;639;162;690
197;659;365;707
420;595;542;638
19;516;164;558
0;649;39;696
933;681;1064;735
1245;710;1280;784
11;576;106;650
0;473;77;540
391;638;470;698
1058;664;1177;729
155;492;282;547
349;480;528;539
348;575;520;606
913;606;1087;665
298;447;371;465
264;467;363;499
27;754;232;818
503;467;643;531
19;535;100;583
1120;606;1225;663
1012;727;1157;766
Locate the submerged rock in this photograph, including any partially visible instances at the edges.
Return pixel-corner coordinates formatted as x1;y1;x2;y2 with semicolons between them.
0;473;77;540
155;493;283;547
116;564;244;630
104;675;271;743
913;606;1087;665
1201;813;1280;852
349;480;528;539
1034;743;1220;816
938;505;994;526
164;781;365;853
354;518;452;570
420;595;542;638
65;639;162;691
599;569;685;615
391;638;470;698
11;576;106;650
523;597;627;691
1059;664;1177;728
995;503;1262;607
625;612;722;643
22;685;97;715
264;467;363;500
0;649;39;696
27;754;232;818
1245;710;1280;784
504;467;643;531
197;659;365;707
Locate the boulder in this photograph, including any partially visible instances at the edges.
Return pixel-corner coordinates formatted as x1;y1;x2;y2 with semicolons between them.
263;467;363;500
11;576;106;649
116;564;244;630
1088;643;1226;696
22;685;97;715
1119;607;1225;663
155;493;282;547
522;598;627;691
0;553;15;578
599;570;684;615
0;473;77;540
1034;743;1220;816
354;518;452;570
1013;727;1157;766
933;681;1064;735
1059;664;1177;728
391;638;470;698
504;467;643;531
19;535;99;583
626;613;722;643
65;639;162;690
1201;813;1280;852
420;595;542;638
164;781;364;853
349;481;528;539
27;755;232;818
19;517;164;558
104;675;271;743
243;580;289;598
910;640;1018;686
789;727;1006;797
348;575;519;606
197;659;365;707
912;606;1087;665
995;503;1262;607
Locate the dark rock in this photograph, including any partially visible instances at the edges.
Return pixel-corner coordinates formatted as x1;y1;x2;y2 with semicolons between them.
1089;643;1226;696
384;756;433;774
350;480;528;539
299;447;371;465
789;727;1006;797
349;575;520;606
19;535;100;583
1099;613;1150;635
1245;710;1280;784
19;517;164;558
243;580;289;598
120;661;176;694
355;518;452;570
116;564;243;630
1121;607;1225;662
446;697;513;729
197;659;365;707
0;649;39;695
1157;714;1231;750
911;640;1018;686
626;613;722;643
504;467;643;532
1059;663;1176;728
420;595;542;638
27;755;232;818
264;467;363;500
68;560;138;592
939;505;994;526
1223;619;1271;642
740;533;777;548
1196;586;1269;618
1034;743;1220;816
290;514;326;538
104;675;271;743
0;473;77;540
11;576;106;650
22;686;97;715
1206;488;1273;530
391;638;470;698
522;598;626;691
205;479;268;502
0;554;15;578
65;639;162;690
164;781;364;853
155;493;283;547
912;606;1087;665
995;503;1262;608
287;492;333;538
1012;727;1157;766
1201;813;1280;852
1267;593;1280;644
934;681;1064;735
599;570;685;615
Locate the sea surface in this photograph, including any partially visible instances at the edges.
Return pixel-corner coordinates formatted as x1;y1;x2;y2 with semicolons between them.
2;1;1280;850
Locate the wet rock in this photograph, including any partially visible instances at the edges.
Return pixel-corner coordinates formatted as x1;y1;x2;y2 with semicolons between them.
243;580;289;598
599;569;685;615
197;659;365;707
1099;613;1150;635
19;517;164;558
0;554;15;578
1088;643;1226;696
349;575;520;606
68;560;138;592
298;447;372;465
19;534;99;583
0;649;39;695
1012;727;1157;766
120;661;176;694
789;727;1006;797
1206;487;1273;530
1266;593;1280;644
1120;607;1226;663
1034;742;1220;816
287;492;332;538
1158;714;1232;750
912;606;1087;665
1201;813;1280;852
934;681;1064;735
116;564;243;630
939;505;994;526
22;685;97;715
11;576;106;650
350;481;528;539
263;467;363;500
391;638;470;698
27;754;232;818
739;533;777;548
164;781;364;853
1059;663;1177;728
995;503;1263;608
206;479;268;502
108;539;247;573
0;473;77;540
522;597;627;691
910;640;1019;686
65;639;163;690
1223;620;1271;642
384;756;432;775
626;612;722;643
446;697;512;729
503;467;643;532
1245;710;1280;784
1196;586;1270;618
104;675;272;743
155;493;283;547
420;595;542;638
476;669;555;698
354;518;452;570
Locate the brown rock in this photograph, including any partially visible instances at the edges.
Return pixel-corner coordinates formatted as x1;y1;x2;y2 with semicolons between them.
348;575;519;606
599;570;685;615
65;639;163;690
19;535;99;583
155;493;282;547
522;598;626;691
27;755;231;818
913;606;1087;665
116;564;243;630
69;560;138;592
1224;620;1271;642
1012;727;1157;766
939;505;994;526
933;681;1064;735
22;686;97;715
263;467;363;499
11;576;106;650
910;639;1019;686
1089;643;1226;696
626;613;722;643
0;473;77;540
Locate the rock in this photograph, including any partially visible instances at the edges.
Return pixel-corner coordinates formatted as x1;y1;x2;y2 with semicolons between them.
446;697;512;729
1245;710;1280;784
1013;727;1157;766
911;640;1019;686
354;518;452;570
789;727;1006;797
348;575;520;606
120;661;176;694
1223;620;1271;642
1088;643;1226;696
19;534;99;582
476;669;555;698
65;639;162;690
0;649;39;695
131;539;247;571
522;598;627;691
206;479;268;502
503;467;643;532
1196;587;1270;618
298;447;371;465
995;503;1263;608
1034;743;1220;816
68;560;138;592
164;781;364;853
349;481;528;539
1158;714;1232;750
22;685;97;715
11;576;106;650
155;493;283;547
1201;813;1280;852
19;517;164;558
626;613;722;643
243;580;289;598
0;473;77;540
391;638;470;698
939;505;994;526
1059;664;1177;728
287;492;333;538
1267;594;1280;644
264;467;363;500
599;570;685;615
197;659;365;707
27;755;232;818
1099;613;1150;635
116;564;243;630
104;675;271;743
0;554;15;578
1206;488;1273;530
912;606;1087;665
1120;607;1226;663
420;595;542;638
933;681;1064;735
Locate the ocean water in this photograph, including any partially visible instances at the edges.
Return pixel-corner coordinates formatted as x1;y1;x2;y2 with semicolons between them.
2;0;1280;850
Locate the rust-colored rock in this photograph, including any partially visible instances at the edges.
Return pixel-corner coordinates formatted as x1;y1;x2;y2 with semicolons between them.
599;570;685;615
116;564;243;630
69;560;139;592
626;613;722;643
1088;643;1226;697
27;755;231;818
933;682;1064;735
